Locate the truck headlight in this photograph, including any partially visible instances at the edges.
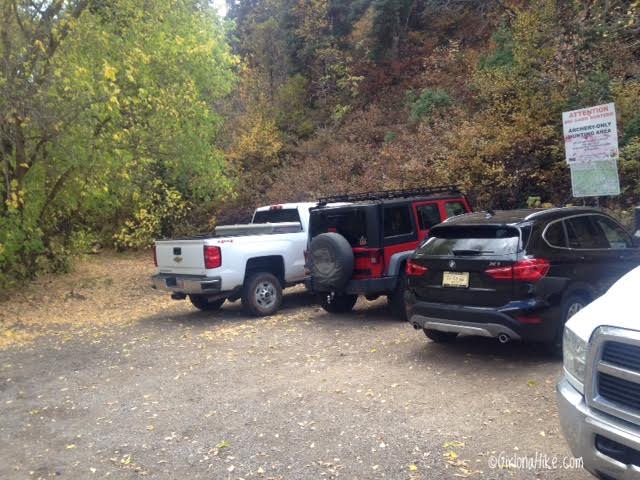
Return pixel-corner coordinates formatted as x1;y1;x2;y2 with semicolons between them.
563;326;587;392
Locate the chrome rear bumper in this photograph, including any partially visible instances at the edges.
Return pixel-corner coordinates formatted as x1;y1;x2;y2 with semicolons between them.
409;314;521;341
151;274;222;295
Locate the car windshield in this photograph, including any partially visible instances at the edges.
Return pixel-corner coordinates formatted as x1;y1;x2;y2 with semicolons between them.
420;225;521;256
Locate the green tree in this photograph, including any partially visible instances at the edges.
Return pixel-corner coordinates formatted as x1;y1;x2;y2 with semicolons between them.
0;0;236;285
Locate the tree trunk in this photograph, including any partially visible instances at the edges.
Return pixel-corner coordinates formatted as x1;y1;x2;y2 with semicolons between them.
391;11;400;62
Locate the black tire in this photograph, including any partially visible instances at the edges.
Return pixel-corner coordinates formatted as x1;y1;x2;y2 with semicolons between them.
424;329;458;343
241;272;283;317
308;233;354;290
319;293;358;314
189;295;225;311
549;293;589;356
388;271;408;321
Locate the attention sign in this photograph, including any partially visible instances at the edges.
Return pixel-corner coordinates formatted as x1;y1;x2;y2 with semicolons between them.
562;103;620;197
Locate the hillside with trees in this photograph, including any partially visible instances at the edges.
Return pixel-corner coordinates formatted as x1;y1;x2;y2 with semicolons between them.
222;0;640;219
1;0;639;286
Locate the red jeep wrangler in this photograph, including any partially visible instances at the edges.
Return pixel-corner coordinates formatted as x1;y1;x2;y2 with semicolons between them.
306;186;472;318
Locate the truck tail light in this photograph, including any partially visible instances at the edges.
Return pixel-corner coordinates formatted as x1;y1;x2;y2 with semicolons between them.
485;259;550;282
204;245;222;269
153;245;157;267
406;259;428;277
352;248;384;278
369;249;383;264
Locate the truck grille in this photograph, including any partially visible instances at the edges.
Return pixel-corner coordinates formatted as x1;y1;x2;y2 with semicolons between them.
586;327;640;426
598;373;640;411
602;341;640;371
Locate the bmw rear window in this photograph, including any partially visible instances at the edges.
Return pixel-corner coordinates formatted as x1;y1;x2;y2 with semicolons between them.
419;226;522;256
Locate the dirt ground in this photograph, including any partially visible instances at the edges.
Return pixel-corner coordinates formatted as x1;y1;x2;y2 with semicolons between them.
0;252;591;479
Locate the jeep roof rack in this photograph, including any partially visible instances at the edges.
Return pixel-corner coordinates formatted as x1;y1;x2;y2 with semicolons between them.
317;185;462;206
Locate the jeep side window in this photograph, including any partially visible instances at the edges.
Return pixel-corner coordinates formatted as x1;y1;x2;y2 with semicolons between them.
565;216;609;249
384;206;413;237
444;201;466;218
593;216;631;249
416;204;441;231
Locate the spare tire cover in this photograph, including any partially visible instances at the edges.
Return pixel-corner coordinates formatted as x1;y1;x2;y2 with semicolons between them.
309;232;354;290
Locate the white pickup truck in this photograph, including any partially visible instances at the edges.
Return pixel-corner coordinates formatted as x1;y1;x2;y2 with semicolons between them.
152;203;317;316
558;266;640;479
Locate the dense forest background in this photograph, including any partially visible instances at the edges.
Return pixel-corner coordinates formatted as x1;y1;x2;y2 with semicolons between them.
1;0;639;286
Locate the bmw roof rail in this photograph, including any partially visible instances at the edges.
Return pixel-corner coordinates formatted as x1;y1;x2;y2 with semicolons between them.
317;185;462;206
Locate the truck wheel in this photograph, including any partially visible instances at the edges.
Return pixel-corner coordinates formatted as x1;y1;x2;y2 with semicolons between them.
424;329;458;343
189;295;225;311
319;294;358;314
388;271;408;321
242;272;283;317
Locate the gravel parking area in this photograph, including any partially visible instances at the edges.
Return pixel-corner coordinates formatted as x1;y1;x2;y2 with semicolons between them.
0;253;590;479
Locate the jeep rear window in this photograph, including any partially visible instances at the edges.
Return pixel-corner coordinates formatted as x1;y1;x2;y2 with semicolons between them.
419;226;521;256
253;209;300;224
310;210;369;247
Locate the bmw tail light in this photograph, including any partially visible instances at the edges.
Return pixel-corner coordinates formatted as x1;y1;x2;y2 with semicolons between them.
204;245;222;269
406;259;428;277
486;259;550;282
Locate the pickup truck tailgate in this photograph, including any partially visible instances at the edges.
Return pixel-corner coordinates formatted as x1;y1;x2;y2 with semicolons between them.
156;240;206;275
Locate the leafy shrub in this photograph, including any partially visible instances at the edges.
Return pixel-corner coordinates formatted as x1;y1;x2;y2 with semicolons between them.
479;27;515;70
383;131;397;144
408;89;453;123
620;139;640;201
623;113;640;146
113;183;189;250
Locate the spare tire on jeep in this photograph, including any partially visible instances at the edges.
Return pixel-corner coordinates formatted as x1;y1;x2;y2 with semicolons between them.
309;232;354;290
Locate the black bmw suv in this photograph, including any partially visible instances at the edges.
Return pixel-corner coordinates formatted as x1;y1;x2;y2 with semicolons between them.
405;207;640;351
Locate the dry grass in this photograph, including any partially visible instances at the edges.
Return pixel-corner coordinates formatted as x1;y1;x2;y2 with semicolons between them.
0;250;180;349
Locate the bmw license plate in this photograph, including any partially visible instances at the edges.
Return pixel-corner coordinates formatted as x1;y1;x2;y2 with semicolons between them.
442;271;469;288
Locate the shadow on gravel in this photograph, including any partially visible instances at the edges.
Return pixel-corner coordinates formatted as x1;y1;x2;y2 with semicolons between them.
310;298;404;328
412;333;559;366
142;288;317;328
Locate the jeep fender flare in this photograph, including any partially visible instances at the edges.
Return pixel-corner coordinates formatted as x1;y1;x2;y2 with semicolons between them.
387;250;414;281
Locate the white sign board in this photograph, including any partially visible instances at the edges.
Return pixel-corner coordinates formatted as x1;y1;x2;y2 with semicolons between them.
562;103;620;197
563;103;618;164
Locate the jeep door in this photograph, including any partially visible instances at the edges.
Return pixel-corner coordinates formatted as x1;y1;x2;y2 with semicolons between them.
413;201;442;242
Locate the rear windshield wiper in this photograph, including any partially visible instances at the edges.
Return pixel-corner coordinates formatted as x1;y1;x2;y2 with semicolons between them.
451;249;493;256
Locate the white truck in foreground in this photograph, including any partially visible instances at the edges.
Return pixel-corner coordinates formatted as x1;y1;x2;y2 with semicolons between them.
152;203;317;316
558;266;640;480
